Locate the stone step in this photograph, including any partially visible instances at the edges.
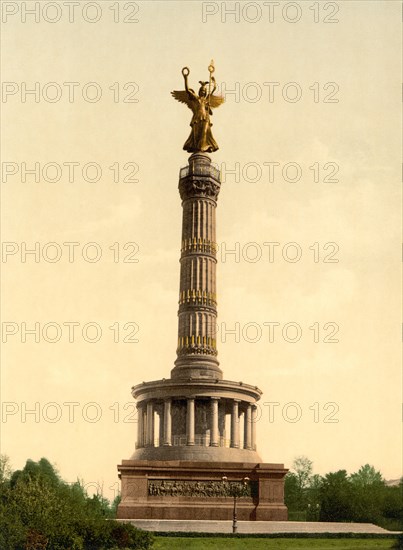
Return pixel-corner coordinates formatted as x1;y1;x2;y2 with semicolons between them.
119;519;399;535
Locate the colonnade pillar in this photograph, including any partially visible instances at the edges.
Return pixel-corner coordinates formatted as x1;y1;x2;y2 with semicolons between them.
251;404;257;450
163;399;172;446
210;397;219;446
158;409;164;447
230;399;240;448
136;404;144;448
186;398;195;445
244;404;252;450
146;401;154;447
140;398;258;452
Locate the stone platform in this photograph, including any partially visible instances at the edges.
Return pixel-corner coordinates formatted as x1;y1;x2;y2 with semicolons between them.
119;519;398;535
117;460;287;521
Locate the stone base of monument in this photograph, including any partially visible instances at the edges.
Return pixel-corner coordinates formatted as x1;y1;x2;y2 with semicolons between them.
117;460;288;521
117;519;397;535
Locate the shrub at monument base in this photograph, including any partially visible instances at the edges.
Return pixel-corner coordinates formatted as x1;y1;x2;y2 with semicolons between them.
0;456;153;550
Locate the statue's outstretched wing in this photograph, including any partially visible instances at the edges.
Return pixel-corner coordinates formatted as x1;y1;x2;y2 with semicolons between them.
171;90;194;108
209;94;225;109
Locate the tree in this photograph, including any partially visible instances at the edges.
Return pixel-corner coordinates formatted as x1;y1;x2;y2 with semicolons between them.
0;483;27;549
0;457;154;549
306;474;323;521
350;464;384;487
284;472;299;511
382;479;403;523
320;470;354;522
293;456;313;493
0;454;12;483
111;494;122;517
349;464;385;522
290;456;314;510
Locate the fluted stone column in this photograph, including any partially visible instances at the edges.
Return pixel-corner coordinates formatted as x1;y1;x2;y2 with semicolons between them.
230;400;240;448
244;404;252;450
210;397;219;447
186;398;195;445
163;399;172;446
251;405;258;450
158;410;164;447
171;153;223;380
146;401;154;447
137;404;144;448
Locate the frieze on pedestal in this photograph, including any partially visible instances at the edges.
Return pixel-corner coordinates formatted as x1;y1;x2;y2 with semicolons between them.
147;479;256;498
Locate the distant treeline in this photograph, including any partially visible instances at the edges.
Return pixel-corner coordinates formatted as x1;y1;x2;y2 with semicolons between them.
285;456;402;532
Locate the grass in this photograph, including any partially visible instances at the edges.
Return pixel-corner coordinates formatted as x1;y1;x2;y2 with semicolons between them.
152;537;397;549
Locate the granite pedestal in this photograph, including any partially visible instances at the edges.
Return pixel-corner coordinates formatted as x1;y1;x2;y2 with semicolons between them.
117;460;287;521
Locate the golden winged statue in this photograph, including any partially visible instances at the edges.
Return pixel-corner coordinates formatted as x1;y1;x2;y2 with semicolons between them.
171;61;225;153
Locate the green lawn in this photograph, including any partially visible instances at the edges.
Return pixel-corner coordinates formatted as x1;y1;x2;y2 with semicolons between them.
152;537;397;550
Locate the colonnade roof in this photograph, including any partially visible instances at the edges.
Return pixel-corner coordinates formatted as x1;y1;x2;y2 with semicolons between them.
132;377;262;403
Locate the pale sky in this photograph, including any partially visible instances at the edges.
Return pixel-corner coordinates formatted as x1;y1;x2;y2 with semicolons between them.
1;0;401;499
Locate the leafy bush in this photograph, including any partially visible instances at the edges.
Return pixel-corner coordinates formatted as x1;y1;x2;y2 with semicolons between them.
285;457;402;528
0;456;153;550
